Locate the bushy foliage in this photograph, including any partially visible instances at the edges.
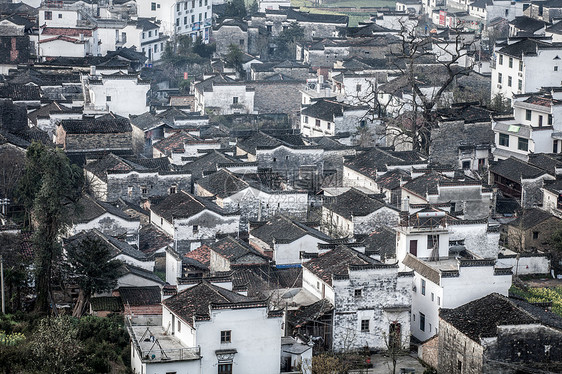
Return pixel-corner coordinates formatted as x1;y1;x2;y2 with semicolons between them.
510;285;562;317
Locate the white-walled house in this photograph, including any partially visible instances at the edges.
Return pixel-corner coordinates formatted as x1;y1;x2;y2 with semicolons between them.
149;191;240;246
128;281;283;374
68;195;141;247
493;92;562;161
322;188;400;238
249;215;333;265
396;211;513;342
38;4;100;59
491;38;562;100
193;74;255;115
82;68;150;116
136;0;212;41
302;245;412;352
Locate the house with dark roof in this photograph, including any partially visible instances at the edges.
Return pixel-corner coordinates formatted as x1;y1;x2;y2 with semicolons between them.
300;98;373;139
149;190;240;246
249;215;333;265
503;207;560;251
84;153;191;204
65;229;154;271
489;156;555;208
27;101;82;141
435;293;562;374
56;113;133;155
128;112;171;156
67;194;141;246
343;146;426;195
181;149;256;180
302;245;412;352
195;168;309;229
128;281;284;374
193;74;255;115
208;236;269;272
152;130;221;164
117;286;162;316
322;188;399;238
491;38;562;99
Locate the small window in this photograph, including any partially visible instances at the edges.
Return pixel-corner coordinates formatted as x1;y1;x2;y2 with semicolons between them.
44;11;52;20
526;109;532;121
518;79;522;91
273;157;277;162
191;15;195;23
437;296;441;305
509;57;513;68
141;186;148;195
315;119;320;127
169;185;177;194
184;16;187;24
549;114;553;125
218;364;232;374
106;96;111;102
499;133;509;147
499;54;503;65
193;225;199;234
177;3;180;11
421;279;426;296
160;217;163;225
185;2;188;9
316;281;320;289
554;140;559;153
176;18;180;26
539;115;543;127
458;360;462;372
178;321;181;332
533;231;539;240
239;39;244;46
151;2;156;10
232;97;239;104
58;13;62;18
327;123;331;130
356;84;362;92
420;312;426;332
142;32;145;39
555;66;559;72
518;137;528;151
303;116;308;124
431;292;435;302
199;13;202;21
498;72;502;84
519;61;523;71
220;330;231;343
361;319;369;332
354;289;362;297
462;160;470;170
508;76;512;87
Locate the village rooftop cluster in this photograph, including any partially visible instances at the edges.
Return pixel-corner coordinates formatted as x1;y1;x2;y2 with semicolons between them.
1;0;562;373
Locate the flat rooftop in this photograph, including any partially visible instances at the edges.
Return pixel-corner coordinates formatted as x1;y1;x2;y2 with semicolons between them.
127;318;200;362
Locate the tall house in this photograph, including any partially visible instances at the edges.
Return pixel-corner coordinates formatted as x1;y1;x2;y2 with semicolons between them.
491;38;562;100
137;0;212;41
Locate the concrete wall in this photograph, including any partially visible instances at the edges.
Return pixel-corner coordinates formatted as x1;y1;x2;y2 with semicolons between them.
196;306;283;374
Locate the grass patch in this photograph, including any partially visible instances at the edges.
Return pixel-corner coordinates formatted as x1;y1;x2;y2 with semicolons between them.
510;285;562;317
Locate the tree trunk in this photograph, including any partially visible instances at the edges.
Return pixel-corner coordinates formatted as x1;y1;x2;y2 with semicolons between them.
72;289;90;318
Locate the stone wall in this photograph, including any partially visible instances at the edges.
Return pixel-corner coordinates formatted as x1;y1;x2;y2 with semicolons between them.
246;81;303;121
64;132;133;153
332;267;411;351
419;335;439;369
213;25;248;56
437;319;484;374
106;172;192;203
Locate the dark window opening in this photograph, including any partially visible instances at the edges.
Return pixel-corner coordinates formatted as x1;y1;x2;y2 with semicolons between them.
221;330;231;343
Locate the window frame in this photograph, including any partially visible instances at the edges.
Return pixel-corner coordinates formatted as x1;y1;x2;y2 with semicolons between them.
499;133;509;147
518;137;529;151
220;330;231;343
360;319;370;332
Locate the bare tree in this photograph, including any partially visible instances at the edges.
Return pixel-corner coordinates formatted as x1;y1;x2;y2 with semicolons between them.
355;21;478;155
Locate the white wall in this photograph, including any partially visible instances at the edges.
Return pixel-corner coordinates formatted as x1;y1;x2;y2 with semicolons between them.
196;307;283;374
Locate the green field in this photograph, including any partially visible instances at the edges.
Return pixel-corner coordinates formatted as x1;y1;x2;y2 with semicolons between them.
290;0;397;26
510;286;562;317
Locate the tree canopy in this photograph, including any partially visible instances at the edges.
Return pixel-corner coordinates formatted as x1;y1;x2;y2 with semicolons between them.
17;142;84;314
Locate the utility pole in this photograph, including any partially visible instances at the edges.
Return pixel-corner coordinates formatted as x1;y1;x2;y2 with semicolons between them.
1;254;4;314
